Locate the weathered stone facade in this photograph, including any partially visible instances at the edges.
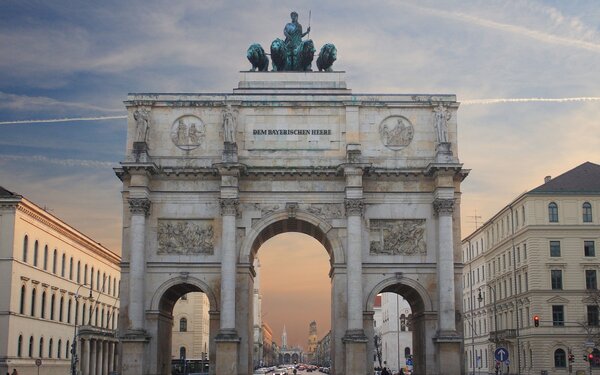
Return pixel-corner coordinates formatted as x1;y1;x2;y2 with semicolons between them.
116;72;468;375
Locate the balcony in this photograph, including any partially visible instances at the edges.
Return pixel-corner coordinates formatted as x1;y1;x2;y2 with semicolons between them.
489;329;517;342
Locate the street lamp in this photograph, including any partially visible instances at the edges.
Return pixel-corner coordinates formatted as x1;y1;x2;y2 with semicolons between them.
478;286;498;347
71;283;92;375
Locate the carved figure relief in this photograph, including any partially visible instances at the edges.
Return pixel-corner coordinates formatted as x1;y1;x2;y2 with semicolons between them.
222;105;238;144
133;108;151;143
306;204;343;218
433;104;451;143
369;219;426;255
170;115;205;151
157;219;214;255
261;205;280;216
379;116;414;151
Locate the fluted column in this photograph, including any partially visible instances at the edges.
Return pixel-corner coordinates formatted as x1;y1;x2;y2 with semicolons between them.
345;198;364;331
128;197;150;330
434;198;456;332
219;198;238;331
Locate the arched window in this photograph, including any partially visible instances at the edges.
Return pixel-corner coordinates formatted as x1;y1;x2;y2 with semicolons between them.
43;245;48;270
400;314;406;331
75;300;80;325
84;265;88;285
40;291;46;319
90;267;94;289
554;348;566;367
23;235;28;262
59;296;64;322
38;337;44;358
33;240;39;267
77;261;81;282
20;286;26;314
57;339;62;359
404;347;411;358
66;340;70;359
180;317;188;332
89;305;93;326
97;270;100;291
50;294;55;320
29;289;36;316
61;253;66;277
69;257;73;280
48;338;53;358
407;314;413;331
28;336;34;357
17;335;23;357
108;277;112;295
67;299;72;323
584;202;593;223
102;272;106;292
52;249;57;274
95;307;99;326
548;202;559;223
180;346;186;359
101;307;105;327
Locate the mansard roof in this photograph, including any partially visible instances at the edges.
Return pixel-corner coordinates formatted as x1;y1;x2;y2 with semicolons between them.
529;162;600;194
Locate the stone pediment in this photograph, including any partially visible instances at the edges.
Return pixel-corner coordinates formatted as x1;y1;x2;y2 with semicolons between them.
546;295;569;304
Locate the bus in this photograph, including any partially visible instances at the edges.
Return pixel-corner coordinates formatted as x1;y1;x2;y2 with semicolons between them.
171;358;209;375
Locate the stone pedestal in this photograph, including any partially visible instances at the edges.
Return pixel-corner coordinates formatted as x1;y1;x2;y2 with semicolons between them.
215;330;240;375
120;332;148;375
343;330;368;375
435;335;462;375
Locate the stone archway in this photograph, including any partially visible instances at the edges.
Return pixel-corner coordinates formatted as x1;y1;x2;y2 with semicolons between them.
117;72;467;375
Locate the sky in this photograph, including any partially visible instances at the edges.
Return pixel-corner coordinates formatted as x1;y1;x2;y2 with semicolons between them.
1;0;600;348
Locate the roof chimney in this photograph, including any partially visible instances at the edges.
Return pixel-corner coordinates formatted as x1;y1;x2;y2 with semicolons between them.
544;176;552;183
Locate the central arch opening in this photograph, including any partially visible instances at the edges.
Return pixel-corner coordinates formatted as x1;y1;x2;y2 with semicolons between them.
249;217;334;372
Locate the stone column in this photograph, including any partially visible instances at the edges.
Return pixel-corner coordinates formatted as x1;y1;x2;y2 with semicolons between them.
103;341;109;375
215;198;240;375
90;340;97;375
127;197;150;331
83;339;91;375
97;340;103;375
107;342;114;374
434;198;456;333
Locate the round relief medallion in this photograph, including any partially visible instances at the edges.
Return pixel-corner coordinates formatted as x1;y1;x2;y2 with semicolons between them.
379;115;414;151
170;115;205;151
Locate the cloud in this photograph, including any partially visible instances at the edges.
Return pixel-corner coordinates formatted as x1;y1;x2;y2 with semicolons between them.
0;154;115;168
0;92;123;113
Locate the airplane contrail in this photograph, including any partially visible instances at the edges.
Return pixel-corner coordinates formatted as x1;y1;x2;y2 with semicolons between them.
0;115;127;125
462;97;600;105
0;154;115;168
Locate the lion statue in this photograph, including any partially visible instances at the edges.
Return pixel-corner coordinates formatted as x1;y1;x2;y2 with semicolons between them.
316;43;337;72
246;43;269;72
294;39;315;71
270;38;288;71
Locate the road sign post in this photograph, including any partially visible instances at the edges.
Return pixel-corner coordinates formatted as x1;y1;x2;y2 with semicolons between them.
35;358;42;375
494;347;509;363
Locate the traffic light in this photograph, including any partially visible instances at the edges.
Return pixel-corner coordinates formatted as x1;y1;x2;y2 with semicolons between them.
534;315;540;327
589;353;594;362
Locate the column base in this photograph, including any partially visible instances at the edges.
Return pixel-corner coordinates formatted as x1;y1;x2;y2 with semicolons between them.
343;330;368;375
119;330;150;375
215;329;240;375
435;331;462;375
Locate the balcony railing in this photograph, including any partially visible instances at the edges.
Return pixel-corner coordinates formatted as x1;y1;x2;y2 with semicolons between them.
489;329;517;342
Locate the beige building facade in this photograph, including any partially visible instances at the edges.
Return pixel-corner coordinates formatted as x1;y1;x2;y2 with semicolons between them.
0;187;121;375
116;72;468;375
171;292;210;360
462;162;600;374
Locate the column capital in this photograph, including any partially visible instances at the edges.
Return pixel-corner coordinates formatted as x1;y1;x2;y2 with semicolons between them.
220;198;239;216
433;198;454;216
128;198;151;216
345;198;365;217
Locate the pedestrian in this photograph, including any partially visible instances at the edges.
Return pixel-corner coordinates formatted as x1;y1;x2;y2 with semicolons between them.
399;368;405;375
381;367;390;375
11;369;18;375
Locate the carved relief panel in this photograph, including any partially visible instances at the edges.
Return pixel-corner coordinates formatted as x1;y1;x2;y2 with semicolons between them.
369;219;426;255
157;219;214;254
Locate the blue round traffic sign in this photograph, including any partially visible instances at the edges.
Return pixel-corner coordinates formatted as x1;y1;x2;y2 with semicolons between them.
494;347;509;362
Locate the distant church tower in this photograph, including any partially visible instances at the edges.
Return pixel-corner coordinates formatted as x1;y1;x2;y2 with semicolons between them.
307;321;318;362
282;325;288;350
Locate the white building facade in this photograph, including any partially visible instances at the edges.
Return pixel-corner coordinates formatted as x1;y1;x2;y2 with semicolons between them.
374;293;413;374
0;187;121;375
462;162;600;374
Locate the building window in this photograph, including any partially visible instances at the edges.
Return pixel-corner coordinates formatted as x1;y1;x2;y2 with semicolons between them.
552;305;565;326
28;336;33;357
550;241;561;257
91;267;94;290
69;258;73;280
61;253;66;277
50;294;55;320
180;346;186;359
67;299;72;323
583;202;593;222
554;348;566;368
551;270;563;290
59;297;64;322
180;317;188;332
585;241;596;257
18;335;23;357
48;338;53;358
33;240;39;267
588;305;599;326
66;340;70;359
587;270;597;290
77;261;81;283
23;235;28;262
43;246;48;270
57;339;62;359
39;291;45;318
549;202;559;222
20;286;26;314
39;337;44;358
29;289;35;316
84;265;88;285
400;314;407;331
52;249;57;274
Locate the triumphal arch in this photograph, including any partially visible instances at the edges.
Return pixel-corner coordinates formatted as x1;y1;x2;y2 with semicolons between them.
116;18;468;374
